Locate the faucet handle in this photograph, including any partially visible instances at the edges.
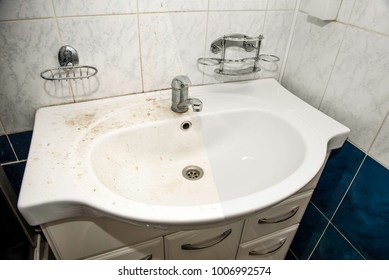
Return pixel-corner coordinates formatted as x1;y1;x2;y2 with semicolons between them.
192;102;203;112
171;75;192;89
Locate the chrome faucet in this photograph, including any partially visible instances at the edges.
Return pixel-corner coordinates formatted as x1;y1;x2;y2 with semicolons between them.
171;75;203;113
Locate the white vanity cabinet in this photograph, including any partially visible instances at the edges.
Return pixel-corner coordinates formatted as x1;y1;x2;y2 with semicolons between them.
41;190;312;260
164;221;244;260
87;237;164;260
241;191;312;243
41;217;170;259
236;225;298;260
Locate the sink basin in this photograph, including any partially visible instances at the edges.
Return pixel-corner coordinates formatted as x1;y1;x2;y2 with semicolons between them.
18;78;350;228
91;109;306;206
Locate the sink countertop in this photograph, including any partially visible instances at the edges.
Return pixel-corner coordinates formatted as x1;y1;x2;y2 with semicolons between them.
18;78;350;228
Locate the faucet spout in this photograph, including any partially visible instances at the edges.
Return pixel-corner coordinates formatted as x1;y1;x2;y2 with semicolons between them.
171;75;203;113
178;98;203;112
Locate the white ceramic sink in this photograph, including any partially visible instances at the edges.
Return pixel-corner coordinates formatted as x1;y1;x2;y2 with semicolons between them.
18;78;350;228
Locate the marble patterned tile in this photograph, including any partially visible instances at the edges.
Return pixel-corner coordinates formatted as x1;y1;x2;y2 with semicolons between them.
0;0;54;20
332;156;389;259
281;13;345;108
319;27;389;152
290;203;328;260
138;0;208;12
267;0;296;10
53;0;137;16
310;224;364;260
256;11;294;80
369;113;389;169
311;141;365;219
349;0;389;36
336;0;355;23
209;0;267;10
0;121;5;135
58;15;142;101
139;12;207;92
0;20;73;134
298;0;309;12
203;11;266;84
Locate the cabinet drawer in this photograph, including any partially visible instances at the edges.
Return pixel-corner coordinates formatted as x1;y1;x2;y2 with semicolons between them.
237;225;298;260
42;216;169;259
241;191;312;242
164;220;243;260
87;237;164;260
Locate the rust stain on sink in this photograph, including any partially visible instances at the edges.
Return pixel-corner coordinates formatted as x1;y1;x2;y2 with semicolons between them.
65;113;96;129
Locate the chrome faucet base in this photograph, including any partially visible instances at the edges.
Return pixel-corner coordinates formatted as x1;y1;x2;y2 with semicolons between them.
171;76;203;113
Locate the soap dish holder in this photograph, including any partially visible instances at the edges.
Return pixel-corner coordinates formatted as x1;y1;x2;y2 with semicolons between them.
40;45;98;81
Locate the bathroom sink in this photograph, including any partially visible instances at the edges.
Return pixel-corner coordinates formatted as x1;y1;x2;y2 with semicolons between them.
18;78;350;228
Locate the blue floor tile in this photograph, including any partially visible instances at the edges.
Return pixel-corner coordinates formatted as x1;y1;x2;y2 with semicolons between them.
2;162;26;197
290;203;328;260
332;157;389;260
8;131;33;160
285;250;297;260
0;135;17;164
311;141;365;219
310;224;363;260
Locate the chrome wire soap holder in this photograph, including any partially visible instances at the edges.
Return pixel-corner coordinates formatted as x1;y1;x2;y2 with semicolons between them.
198;34;279;76
40;45;98;81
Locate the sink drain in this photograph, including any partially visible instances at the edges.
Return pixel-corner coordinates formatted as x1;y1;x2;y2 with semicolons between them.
182;166;204;180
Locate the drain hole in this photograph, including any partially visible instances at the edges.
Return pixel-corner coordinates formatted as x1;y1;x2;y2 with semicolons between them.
181;121;192;130
182;166;204;180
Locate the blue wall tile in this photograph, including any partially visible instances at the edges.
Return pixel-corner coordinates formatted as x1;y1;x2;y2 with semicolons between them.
290;203;328;259
311;142;365;219
2;162;26;197
8;131;33;160
332;156;389;260
310;224;364;260
0;135;17;164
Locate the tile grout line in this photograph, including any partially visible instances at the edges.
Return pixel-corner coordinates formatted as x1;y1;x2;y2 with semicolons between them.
135;0;145;93
317;25;349;110
322;154;368;259
330;222;366;259
307;201;331;259
1;159;27;166
5;134;19;162
279;0;301;82
328;154;367;222
201;0;211;84
366;110;389;154
50;0;76;103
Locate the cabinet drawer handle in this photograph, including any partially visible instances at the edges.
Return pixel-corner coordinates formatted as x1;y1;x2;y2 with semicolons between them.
139;254;153;260
181;229;232;250
249;238;287;256
258;206;299;224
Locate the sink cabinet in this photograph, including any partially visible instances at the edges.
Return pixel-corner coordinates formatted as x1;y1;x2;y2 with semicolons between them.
42;189;316;260
164;221;244;260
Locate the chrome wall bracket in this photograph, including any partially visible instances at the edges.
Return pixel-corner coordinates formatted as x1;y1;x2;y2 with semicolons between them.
40;45;98;81
198;34;279;76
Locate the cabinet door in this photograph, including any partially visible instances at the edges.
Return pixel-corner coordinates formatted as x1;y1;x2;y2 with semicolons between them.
42;217;169;259
87;237;164;260
164;221;243;260
237;225;298;260
241;191;312;243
